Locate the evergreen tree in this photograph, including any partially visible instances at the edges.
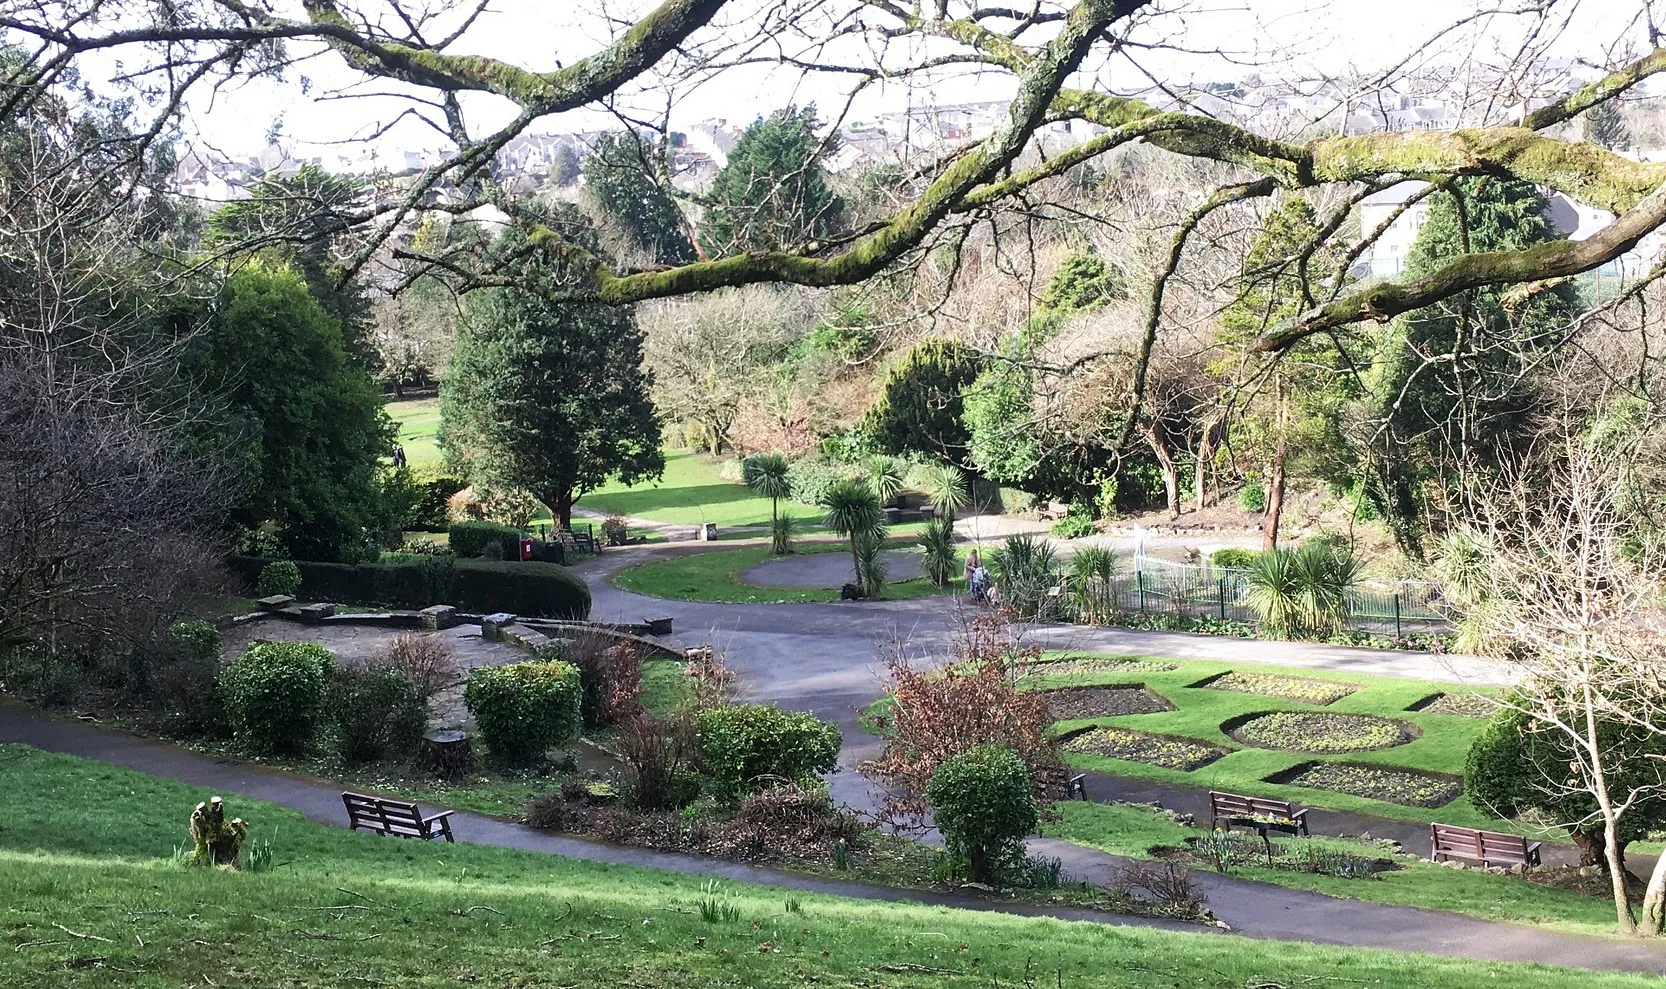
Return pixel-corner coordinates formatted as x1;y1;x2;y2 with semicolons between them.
1039;251;1126;314
861;339;983;460
580;131;694;265
207;164;378;372
1582;99;1629;151
198;262;392;561
440;206;664;528
701;106;841;256
1367;178;1581;553
548;143;579;186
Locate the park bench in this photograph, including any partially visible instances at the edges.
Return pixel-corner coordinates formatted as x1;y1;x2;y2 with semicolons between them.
1209;790;1310;836
1038;501;1072;521
342;792;456;842
1430;823;1540;869
563;523;598;555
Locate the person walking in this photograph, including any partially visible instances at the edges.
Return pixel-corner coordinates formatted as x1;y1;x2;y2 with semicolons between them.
392;443;407;469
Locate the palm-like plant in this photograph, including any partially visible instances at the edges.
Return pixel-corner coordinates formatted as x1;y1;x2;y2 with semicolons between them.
1245;548;1303;638
771;512;800;556
821;479;886;592
913;462;970;522
855;527;890;598
918;516;959;586
1247;540;1362;639
866;455;906;506
1066;545;1121;624
742;452;792;552
990;533;1059;618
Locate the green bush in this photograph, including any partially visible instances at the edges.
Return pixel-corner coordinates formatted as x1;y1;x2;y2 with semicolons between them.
449;520;522;559
257;560;301;597
463;660;582;766
412;476;467;531
1210;547;1258;570
326;665;428;763
696;704;842;800
1238;482;1267;512
918;517;959;586
220;642;333;754
925;744;1039;884
785;456;857;506
1050;505;1095;539
168;620;222;660
227;556;590;619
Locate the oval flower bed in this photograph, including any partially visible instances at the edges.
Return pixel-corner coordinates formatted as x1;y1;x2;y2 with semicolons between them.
1059;725;1229;771
1044;685;1176;720
1191;671;1356;706
1266;761;1464;808
1024;656;1180;676
1407;692;1497;718
1224;711;1416;754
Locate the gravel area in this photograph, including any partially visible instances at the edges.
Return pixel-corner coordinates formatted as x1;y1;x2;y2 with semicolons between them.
739;549;924;588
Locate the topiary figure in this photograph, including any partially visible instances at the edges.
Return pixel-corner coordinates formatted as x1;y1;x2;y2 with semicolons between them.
188;796;249;867
257;559;302;597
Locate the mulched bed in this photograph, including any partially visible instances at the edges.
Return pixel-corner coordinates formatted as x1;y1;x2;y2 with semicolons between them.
1407;692;1497;718
1191;671;1356;706
1224;711;1417;754
1267;760;1463;808
1024;656;1180;676
1059;725;1230;771
1044;685;1176;720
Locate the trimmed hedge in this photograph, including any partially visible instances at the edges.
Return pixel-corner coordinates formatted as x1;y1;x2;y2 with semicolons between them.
227;555;590;619
464;660;582;766
450;520;522;559
926;744;1038;883
220;641;334;754
696;703;842;800
258;560;301;596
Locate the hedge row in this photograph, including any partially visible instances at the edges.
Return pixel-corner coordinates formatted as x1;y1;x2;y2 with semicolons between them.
228;555;591;619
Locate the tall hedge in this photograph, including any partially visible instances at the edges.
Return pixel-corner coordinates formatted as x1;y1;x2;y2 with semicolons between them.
464;660;582;765
449;520;522;559
696;703;842;800
227;555;590;619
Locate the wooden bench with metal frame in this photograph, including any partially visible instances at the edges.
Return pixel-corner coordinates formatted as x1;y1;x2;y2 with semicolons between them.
1430;823;1540;869
1208;790;1310;836
342;791;456;842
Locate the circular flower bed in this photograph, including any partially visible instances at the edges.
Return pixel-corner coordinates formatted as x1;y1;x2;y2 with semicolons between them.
1043;685;1175;720
1225;711;1415;753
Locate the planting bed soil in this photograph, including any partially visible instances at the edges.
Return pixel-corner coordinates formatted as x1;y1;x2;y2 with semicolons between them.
1044;684;1176;720
1024;656;1179;676
1267;760;1464;808
1192;670;1357;706
1407;692;1497;718
1224;711;1417;754
1059;725;1230;772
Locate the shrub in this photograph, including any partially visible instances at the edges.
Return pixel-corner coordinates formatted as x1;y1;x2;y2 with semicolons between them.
562;638;644;729
696;703;842;800
990;533;1059;618
257;560;301;597
227;556;590;619
378;634;457;702
927;745;1039;884
601;515;630;546
1050;504;1095;539
618;712;703;811
918;516;958;586
1066;545;1120;624
219;641;333;754
327;665;428;763
771;513;799;555
169;620;222;659
1238;482;1267;512
464;660;582;765
449;520;522;559
785;455;855;506
854;527;889;598
413;476;468;531
1210;547;1258;570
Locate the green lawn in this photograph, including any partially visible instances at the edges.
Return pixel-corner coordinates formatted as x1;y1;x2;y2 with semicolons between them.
582;451;822;527
613;542;965;604
386;396;443;470
1043;801;1625;938
1;746;1648;989
1029;653;1510;828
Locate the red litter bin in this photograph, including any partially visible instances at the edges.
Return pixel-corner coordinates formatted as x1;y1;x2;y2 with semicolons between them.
519;537;533;561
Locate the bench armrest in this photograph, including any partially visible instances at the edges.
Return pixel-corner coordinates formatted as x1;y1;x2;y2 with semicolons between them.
422;810;457;824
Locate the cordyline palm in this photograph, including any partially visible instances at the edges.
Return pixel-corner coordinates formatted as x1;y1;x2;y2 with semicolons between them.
915;462;969;522
742;452;792;550
820;478;885;589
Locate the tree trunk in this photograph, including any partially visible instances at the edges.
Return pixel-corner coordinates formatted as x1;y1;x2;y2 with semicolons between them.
543;488;575;530
1571;829;1606;868
1641;844;1666;934
1585;683;1638;933
1194;413;1223;514
1140;420;1180;519
849;535;863;593
1262;379;1288;552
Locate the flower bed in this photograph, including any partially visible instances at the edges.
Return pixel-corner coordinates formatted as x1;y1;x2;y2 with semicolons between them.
1407;692;1497;718
1224;711;1416;754
1191;671;1356;706
1266;761;1463;808
1059;725;1229;771
1023;656;1180;676
1044;685;1175;720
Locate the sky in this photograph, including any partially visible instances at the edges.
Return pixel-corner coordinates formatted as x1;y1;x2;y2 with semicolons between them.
150;0;1653;159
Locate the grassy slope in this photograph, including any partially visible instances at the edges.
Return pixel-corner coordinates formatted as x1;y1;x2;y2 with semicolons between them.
387;397;443;470
1;746;1649;989
1043;802;1622;938
613;542;964;604
584;451;823;528
1034;654;1504;827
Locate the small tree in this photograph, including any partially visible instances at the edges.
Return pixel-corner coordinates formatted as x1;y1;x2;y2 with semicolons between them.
820;479;885;594
927;745;1039;884
580;131;695;265
913;462;970;522
861;340;982;459
700;105;841;256
1583;99;1629;151
743;452;793;553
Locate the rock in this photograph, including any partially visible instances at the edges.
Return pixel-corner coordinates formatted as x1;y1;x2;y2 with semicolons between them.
256;594;294;611
480;612;516;640
1507;864;1525;875
1578;864;1601;877
297;602;335;624
420;604;458;631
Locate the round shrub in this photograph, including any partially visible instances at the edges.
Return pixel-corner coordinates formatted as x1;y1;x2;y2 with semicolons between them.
257;560;301;597
327;665;429;763
463;660;582;766
696;704;842;800
1210;547;1258;570
220;641;333;754
449;520;522;560
168;620;222;661
926;745;1039;884
1238;482;1267;512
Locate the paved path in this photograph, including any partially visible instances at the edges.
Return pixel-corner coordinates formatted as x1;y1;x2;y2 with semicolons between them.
5;700;1665;974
